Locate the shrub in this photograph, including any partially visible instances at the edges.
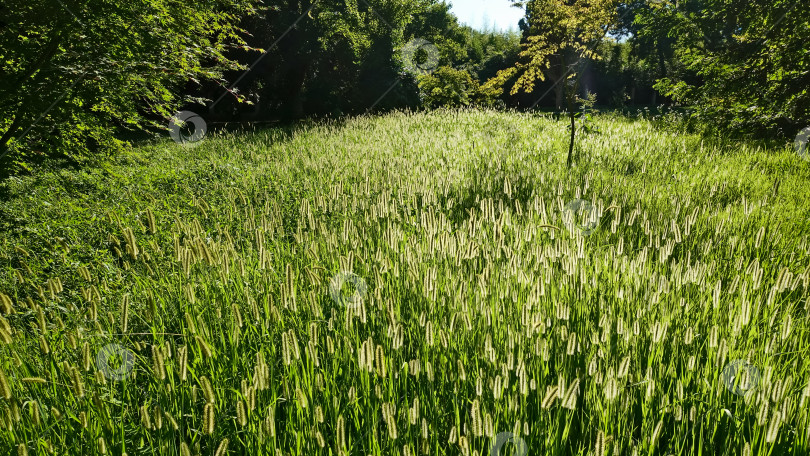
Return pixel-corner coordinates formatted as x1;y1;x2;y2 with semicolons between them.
418;66;499;108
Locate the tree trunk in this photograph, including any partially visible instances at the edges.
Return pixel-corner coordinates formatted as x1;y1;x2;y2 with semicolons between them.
0;105;24;157
555;81;565;110
564;54;577;168
566;92;575;169
0;28;63;106
282;60;309;121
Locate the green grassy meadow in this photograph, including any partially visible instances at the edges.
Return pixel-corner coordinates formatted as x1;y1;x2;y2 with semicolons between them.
1;110;809;455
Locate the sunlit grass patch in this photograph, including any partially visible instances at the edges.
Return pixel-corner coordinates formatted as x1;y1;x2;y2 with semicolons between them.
0;109;809;455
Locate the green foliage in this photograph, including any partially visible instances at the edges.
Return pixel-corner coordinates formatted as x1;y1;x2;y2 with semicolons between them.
0;0;260;176
457;26;522;83
417;66;499;108
211;0;445;119
408;15;519;109
575;92;601;134
638;0;810;136
487;0;621;97
483;0;622;167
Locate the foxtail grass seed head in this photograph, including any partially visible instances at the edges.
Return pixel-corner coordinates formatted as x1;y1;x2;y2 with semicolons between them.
755;226;765;249
541;386;558;409
69;367;85;398
164;409;179;430
146;208;157;234
651;321;667;343
296;387;308;409
29;400;40;427
214;438;229;456
588;357;598;376
0;326;11;346
140;404;152;430
35;306;46;333
120;294;129;333
758;397;770;426
781;314;792;340
151;405;163;430
237;400;247;427
184;312;197;335
204;403;216;434
604;377;619;401
709;325;718;348
178;345;188;381
337;415;346;451
82;342;91;371
265;405;276;438
196;335;213;358
200;376;215;403
650;419;663;447
375;345;387;377
0;367;12;399
231;302;243;328
594;431;607;456
562;379;580;409
766;411;781;443
617;356;630;378
0;293;14;315
38;335;50;355
152;345;166;380
470;399;482;436
458;435;468;456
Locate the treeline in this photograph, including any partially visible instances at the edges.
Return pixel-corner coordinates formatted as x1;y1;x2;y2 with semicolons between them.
196;2;522;121
1;0;807;176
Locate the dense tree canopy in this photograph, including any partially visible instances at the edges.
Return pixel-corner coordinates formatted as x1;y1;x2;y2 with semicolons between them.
0;0;260;174
1;0;808;176
639;0;810;135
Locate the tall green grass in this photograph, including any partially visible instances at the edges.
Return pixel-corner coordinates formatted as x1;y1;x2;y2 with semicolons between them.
0;109;809;455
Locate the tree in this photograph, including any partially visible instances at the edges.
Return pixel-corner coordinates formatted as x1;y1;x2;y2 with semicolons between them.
485;0;621;167
459;26;522;85
642;0;809;136
418;66;500;108
0;0;259;176
203;0;458;120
